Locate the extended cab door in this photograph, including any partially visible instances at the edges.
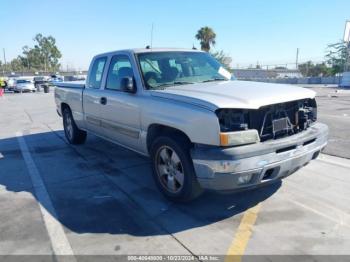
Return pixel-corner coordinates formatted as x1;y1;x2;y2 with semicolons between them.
98;53;142;151
83;56;107;134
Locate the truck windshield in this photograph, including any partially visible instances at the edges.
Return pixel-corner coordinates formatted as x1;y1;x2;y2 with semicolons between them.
136;51;233;90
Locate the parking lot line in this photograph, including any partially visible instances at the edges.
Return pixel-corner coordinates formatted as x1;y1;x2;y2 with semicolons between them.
225;203;261;262
285;195;350;229
16;131;76;259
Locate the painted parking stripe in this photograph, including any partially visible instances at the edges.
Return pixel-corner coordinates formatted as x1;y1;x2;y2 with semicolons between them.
318;154;350;169
225;203;261;262
16;131;76;259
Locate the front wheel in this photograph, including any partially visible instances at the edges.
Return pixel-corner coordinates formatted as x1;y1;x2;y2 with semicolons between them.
63;107;87;144
150;136;203;202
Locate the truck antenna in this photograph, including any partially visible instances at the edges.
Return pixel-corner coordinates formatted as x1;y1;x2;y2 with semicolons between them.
150;23;154;49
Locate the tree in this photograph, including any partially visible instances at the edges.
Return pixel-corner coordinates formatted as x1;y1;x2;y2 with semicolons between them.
325;41;348;75
298;61;332;77
195;27;216;52
10;58;23;72
211;50;232;71
19;33;62;72
298;61;312;76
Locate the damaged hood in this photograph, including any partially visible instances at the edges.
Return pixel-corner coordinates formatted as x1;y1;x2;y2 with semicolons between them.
150;80;316;111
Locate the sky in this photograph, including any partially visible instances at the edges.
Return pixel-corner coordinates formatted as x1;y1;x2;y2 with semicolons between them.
1;0;349;70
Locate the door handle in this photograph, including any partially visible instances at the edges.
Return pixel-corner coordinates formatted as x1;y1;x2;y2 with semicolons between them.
100;97;107;105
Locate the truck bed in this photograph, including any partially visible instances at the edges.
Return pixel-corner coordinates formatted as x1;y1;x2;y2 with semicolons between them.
54;81;85;89
54;81;85;127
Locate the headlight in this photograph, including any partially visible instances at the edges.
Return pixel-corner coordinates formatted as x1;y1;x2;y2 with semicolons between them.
220;130;260;146
216;109;249;132
216;109;260;146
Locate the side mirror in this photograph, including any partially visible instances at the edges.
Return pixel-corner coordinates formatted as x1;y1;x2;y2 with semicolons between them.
121;77;136;93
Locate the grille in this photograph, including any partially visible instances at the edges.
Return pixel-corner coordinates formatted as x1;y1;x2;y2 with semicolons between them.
248;99;317;141
217;98;317;142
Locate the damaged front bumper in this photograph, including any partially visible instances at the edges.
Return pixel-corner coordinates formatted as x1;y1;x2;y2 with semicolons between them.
191;123;328;191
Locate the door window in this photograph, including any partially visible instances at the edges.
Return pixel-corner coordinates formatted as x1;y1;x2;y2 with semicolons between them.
106;55;134;91
87;57;107;89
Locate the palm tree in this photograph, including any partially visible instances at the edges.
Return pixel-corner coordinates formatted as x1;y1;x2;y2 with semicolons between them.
195;27;216;52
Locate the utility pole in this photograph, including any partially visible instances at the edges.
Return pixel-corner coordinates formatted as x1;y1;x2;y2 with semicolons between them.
296;48;299;70
3;48;7;75
27;57;30;72
45;54;48;73
1;55;4;76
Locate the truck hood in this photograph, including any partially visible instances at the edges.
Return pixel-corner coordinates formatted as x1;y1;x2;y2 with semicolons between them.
150;80;316;111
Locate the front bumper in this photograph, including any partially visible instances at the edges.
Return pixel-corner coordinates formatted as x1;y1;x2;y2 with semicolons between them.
191;123;328;191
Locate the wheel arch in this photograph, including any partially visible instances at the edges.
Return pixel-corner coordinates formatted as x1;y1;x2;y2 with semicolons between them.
146;124;192;153
61;102;70;113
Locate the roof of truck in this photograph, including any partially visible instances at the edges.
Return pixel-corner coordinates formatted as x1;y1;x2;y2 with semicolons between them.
132;48;203;53
96;48;203;57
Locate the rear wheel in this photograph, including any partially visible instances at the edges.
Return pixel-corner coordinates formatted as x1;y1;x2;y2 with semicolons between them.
63;107;87;144
150;136;203;202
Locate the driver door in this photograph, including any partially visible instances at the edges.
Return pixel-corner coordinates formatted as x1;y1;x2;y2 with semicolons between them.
98;54;142;151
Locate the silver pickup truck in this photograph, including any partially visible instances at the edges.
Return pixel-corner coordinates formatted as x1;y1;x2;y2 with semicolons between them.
55;48;328;201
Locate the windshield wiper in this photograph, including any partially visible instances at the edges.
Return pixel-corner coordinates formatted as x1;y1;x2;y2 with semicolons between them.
201;78;227;83
173;81;195;85
154;81;195;89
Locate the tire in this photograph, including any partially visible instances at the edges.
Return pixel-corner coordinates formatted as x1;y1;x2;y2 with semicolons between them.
150;136;203;202
62;107;87;144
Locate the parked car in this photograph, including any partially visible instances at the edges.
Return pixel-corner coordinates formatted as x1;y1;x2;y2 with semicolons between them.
34;76;49;91
49;75;63;84
14;79;36;93
54;48;328;202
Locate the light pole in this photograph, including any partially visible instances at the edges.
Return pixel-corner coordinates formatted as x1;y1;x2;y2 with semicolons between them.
341;20;350;87
344;20;350;71
345;41;350;72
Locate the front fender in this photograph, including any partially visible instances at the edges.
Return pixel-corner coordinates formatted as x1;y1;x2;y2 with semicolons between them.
141;97;221;146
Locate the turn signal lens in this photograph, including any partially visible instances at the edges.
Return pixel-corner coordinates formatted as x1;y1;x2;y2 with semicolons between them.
220;130;260;146
220;133;229;146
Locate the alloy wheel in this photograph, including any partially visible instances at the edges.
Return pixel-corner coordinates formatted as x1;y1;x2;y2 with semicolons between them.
155;145;185;193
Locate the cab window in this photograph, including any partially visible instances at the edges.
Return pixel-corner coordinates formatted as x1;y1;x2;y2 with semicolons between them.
106;55;134;91
87;57;107;89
